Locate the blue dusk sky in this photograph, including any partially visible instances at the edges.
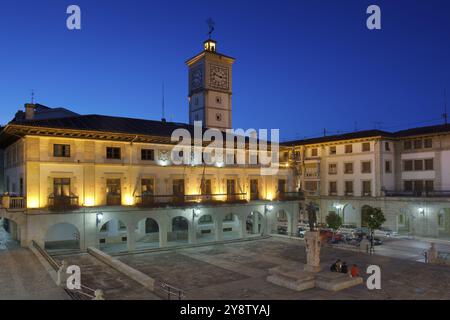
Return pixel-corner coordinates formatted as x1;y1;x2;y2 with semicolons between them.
0;0;449;141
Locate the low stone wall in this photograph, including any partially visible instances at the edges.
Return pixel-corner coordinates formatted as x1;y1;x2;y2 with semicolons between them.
87;247;155;291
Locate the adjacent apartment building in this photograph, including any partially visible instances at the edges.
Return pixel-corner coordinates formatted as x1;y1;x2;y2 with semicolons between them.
281;126;450;239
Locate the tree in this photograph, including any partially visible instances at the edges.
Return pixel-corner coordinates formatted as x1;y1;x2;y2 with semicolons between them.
326;212;342;231
366;207;386;231
364;206;386;252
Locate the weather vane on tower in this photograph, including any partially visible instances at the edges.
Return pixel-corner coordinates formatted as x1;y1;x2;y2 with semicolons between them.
206;18;215;39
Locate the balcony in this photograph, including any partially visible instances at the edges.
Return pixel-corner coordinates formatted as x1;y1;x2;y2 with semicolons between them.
135;193;248;208
304;171;320;179
384;190;450;198
1;195;26;209
275;191;304;201
48;194;80;211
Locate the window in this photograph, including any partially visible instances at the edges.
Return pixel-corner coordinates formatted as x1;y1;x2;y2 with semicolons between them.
361;161;371;174
345;181;354;195
414;180;424;192
425;159;434;170
53;178;70;197
201;179;212;195
362;181;372;196
329;146;336;155
118;220;127;231
414;159;423;171
216;113;222;121
404;181;413;191
425;180;434;192
398;214;404;225
403;160;413;171
344;162;353;174
106;147;121;159
215;96;222;104
304;181;318;191
404;141;412;150
141;179;154;195
345;144;353;154
385;142;391;151
424;138;432;148
362;142;370;152
53;144;70;157
329;181;337;195
141;149;154;161
223;213;234;222
278;179;287;193
199;215;213;224
311;148;318;157
414;140;423;149
328;163;337;175
385;160;392;173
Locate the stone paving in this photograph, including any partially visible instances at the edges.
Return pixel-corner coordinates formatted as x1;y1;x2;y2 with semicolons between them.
117;237;450;300
56;253;160;300
0;227;68;300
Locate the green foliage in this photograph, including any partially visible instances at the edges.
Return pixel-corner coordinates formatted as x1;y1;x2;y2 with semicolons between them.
326;211;342;231
365;206;386;231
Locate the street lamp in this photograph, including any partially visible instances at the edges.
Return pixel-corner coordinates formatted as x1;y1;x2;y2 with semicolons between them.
96;212;104;226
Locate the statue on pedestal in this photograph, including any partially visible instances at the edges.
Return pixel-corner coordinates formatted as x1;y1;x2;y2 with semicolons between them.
304;202;321;273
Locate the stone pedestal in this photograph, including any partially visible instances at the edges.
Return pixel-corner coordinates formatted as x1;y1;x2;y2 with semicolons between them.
304;231;321;273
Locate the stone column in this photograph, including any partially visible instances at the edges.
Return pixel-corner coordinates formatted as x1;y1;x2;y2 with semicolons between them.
252;213;259;234
159;223;167;248
127;226;136;251
214;219;223;241
188;222;197;244
239;216;246;238
304;231;322;273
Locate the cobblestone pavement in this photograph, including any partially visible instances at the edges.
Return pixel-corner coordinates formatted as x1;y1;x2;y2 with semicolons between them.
55;253;160;300
117;237;450;300
0;227;68;300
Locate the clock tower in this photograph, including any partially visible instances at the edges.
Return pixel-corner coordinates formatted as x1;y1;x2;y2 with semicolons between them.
186;38;235;130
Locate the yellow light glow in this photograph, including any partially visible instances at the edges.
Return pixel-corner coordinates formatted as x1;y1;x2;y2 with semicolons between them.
84;197;95;207
27;198;39;209
124;195;134;206
266;193;274;201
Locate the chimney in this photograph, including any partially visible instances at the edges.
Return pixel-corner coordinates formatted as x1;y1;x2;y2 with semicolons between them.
25;103;35;120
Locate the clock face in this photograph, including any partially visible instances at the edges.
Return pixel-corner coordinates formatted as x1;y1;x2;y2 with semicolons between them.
209;65;229;90
190;68;203;89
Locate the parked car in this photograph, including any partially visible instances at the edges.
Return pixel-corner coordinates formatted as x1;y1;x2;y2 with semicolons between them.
298;227;308;238
337;224;357;235
319;228;334;240
352;227;370;238
372;237;383;245
277;225;288;235
374;227;397;238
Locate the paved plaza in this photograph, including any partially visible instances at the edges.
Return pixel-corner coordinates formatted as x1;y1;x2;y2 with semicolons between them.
116;237;450;300
0;228;68;300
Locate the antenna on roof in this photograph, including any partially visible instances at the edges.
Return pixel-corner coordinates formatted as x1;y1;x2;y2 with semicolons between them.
161;83;166;122
31;89;35;104
443;88;448;125
323;128;327;137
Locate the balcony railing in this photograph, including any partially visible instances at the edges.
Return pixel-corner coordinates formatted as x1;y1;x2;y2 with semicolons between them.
304;171;320;178
275;191;304;201
1;195;26;209
136;193;247;208
384;190;450;198
48;194;80;211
